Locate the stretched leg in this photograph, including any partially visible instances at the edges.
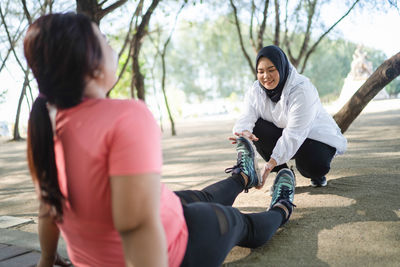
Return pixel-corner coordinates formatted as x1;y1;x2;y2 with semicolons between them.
174;174;245;206
180;203;285;267
180;168;296;267
175;137;262;206
294;138;336;185
252;118;288;172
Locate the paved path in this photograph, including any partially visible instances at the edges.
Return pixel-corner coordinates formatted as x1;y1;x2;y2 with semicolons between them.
0;243;40;267
0;99;399;266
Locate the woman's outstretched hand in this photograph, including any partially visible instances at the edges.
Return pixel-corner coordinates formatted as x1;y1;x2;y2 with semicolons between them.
229;130;259;144
257;162;273;189
257;159;277;189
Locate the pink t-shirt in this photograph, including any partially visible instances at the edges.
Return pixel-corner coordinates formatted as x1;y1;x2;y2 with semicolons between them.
53;98;187;267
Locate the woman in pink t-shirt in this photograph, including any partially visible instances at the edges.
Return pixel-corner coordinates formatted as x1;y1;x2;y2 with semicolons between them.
25;13;296;267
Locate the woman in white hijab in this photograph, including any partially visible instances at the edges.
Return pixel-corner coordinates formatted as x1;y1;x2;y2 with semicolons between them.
232;45;347;187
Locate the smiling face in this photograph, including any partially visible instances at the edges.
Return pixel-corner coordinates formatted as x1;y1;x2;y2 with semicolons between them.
257;57;280;90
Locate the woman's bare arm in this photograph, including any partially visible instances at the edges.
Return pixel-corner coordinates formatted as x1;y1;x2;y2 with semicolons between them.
111;173;167;267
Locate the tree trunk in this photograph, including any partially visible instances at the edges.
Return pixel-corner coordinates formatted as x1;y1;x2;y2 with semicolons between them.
273;0;280;45
333;52;400;133
130;48;145;99
157;3;184;135
129;0;160;101
229;0;256;74
76;0;101;24
161;55;176;136
76;0;127;24
13;69;29;141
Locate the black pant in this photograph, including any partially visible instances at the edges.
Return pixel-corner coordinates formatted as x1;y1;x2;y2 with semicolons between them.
252;118;336;179
175;174;285;267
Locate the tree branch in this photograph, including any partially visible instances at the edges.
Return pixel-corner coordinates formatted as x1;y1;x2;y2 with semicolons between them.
0;47;12;73
0;6;26;71
284;0;302;65
20;0;32;25
161;3;185;55
257;0;269;51
274;0;280;45
99;0;128;20
130;0;161;100
299;0;360;72
229;0;255;74
249;0;256;53
296;0;317;69
334;51;400;133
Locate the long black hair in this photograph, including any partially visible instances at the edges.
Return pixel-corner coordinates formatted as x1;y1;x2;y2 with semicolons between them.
24;13;103;219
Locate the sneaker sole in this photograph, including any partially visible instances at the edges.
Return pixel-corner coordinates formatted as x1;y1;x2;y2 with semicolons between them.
239;136;262;186
310;180;327;187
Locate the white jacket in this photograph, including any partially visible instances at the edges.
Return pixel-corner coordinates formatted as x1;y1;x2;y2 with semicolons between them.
233;64;347;165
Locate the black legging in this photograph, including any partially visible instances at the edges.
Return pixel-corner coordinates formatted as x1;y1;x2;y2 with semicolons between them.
174;174;285;267
252;118;336;179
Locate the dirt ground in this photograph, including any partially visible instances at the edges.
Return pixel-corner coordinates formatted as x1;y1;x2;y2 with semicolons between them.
1;99;399;266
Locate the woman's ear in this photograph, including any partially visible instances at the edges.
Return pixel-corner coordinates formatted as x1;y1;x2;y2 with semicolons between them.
93;69;104;79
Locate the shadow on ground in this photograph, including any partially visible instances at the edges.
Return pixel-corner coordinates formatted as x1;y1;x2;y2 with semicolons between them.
0;101;399;266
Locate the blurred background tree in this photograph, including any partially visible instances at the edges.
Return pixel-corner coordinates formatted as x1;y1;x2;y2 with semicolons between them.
0;0;399;139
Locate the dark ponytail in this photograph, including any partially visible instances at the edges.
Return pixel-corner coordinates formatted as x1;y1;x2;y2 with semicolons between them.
27;97;64;219
24;13;103;219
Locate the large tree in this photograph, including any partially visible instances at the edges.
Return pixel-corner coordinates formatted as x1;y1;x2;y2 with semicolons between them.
107;0;161;100
0;0;34;141
148;2;186;135
229;0;361;74
129;0;161;100
1;0;128;140
334;52;400;133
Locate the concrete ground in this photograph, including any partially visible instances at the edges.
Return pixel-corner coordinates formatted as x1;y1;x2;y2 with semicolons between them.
0;98;399;266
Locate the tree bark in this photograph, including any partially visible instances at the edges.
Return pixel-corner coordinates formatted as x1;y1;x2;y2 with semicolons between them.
299;0;360;73
257;0;269;52
130;0;160;101
76;0;127;24
238;0;360;74
158;3;185;136
333;52;400;133
274;0;280;46
160;54;176;135
13;68;30;141
229;0;255;74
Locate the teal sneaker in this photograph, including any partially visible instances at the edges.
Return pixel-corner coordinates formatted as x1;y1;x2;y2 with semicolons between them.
269;168;296;225
225;136;261;192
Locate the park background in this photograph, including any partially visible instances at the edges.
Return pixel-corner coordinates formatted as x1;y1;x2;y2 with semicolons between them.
0;1;400;266
1;0;400;138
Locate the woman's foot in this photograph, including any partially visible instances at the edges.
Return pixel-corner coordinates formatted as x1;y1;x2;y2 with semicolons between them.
310;176;327;187
269;168;296;225
225;136;261;192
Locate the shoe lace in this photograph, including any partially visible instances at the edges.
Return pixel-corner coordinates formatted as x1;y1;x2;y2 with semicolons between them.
225;152;244;174
275;185;296;207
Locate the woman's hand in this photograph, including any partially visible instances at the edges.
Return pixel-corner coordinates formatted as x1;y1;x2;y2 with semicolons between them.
256;159;277;189
229;130;259;144
37;253;72;267
54;253;72;266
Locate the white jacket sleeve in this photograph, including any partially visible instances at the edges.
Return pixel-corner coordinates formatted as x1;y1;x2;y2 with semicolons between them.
271;88;319;165
232;86;260;134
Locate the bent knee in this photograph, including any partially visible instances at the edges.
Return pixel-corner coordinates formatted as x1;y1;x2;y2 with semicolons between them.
296;159;330;179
